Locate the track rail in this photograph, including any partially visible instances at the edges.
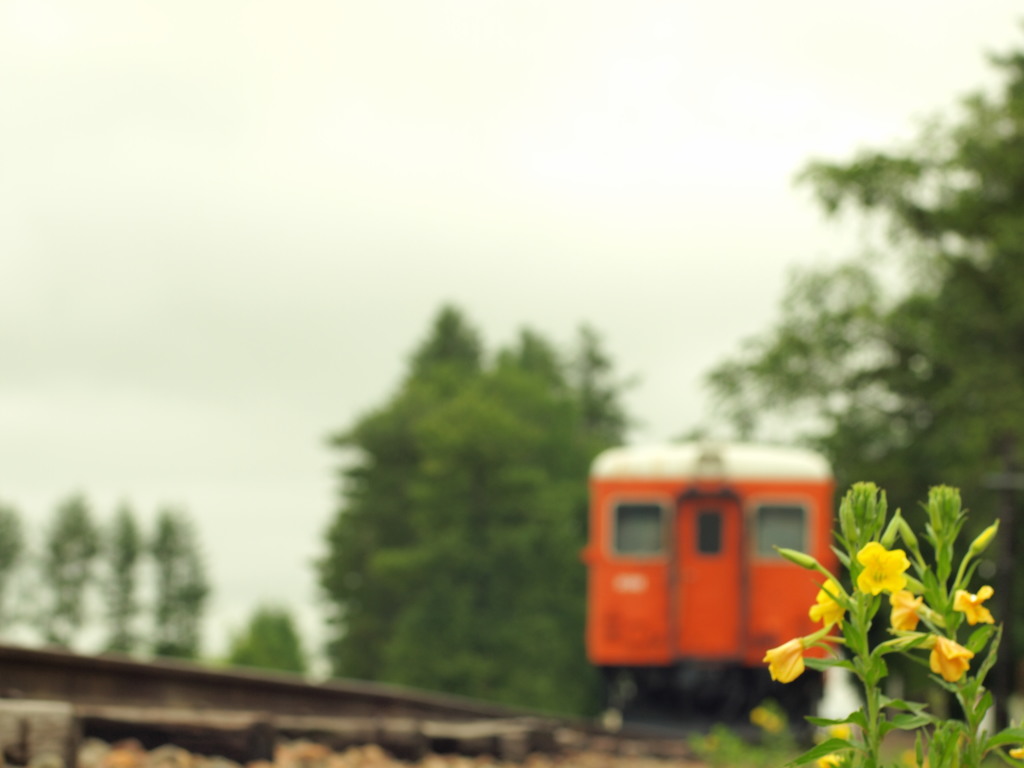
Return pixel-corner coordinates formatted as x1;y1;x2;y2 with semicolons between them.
0;643;519;719
0;644;691;764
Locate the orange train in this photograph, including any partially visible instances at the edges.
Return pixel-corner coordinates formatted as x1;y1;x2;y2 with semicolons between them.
582;441;837;719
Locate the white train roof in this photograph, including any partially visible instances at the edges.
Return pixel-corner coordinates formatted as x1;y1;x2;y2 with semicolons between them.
590;442;832;481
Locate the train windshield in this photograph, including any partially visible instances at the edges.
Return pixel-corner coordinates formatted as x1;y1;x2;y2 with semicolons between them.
755;504;806;556
613;502;664;555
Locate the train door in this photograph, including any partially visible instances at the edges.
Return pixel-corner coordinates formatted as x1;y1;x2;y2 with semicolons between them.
673;493;743;658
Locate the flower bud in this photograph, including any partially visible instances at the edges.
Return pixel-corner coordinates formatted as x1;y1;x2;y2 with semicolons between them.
879;631;929;651
968;520;999;557
880;511;902;549
775;547;820;570
897;516;920;554
904;575;925;594
918;603;946;628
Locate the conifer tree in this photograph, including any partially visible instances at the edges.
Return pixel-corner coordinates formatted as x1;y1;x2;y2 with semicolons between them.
227;604;307;673
318;305;484;678
103;504;142;653
39;495;99;647
0;502;25;629
318;306;629;713
151;508;209;658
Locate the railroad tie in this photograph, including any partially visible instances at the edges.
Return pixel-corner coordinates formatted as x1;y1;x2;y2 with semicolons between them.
0;700;78;768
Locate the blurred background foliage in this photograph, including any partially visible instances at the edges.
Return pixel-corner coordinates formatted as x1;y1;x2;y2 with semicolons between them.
227;604;307;674
707;47;1024;660
0;497;215;660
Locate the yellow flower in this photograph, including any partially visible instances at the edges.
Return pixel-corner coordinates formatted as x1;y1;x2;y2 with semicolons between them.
828;724;851;741
750;705;784;733
763;638;805;683
929;636;974;682
890;590;924;631
856;542;911;595
968;520;998;557
953;586;995;625
817;755;843;768
1009;746;1024;759
809;578;846;628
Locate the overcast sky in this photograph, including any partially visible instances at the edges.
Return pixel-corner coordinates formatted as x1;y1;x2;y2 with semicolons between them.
2;1;1022;665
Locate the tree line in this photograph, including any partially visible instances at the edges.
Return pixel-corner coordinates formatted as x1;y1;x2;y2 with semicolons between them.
0;497;209;658
316;307;629;714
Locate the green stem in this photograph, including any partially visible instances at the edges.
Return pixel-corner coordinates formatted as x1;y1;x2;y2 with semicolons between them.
864;677;882;768
952;552;971;595
852;595;883;768
956;683;987;768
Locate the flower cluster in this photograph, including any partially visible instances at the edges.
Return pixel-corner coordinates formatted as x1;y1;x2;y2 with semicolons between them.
759;483;1022;768
766;545;994;687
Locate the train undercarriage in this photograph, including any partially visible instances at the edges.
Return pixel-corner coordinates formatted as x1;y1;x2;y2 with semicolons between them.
598;663;824;736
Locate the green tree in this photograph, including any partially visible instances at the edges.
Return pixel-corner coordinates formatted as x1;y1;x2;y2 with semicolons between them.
409;303;484;381
706;41;1024;653
573;324;630;448
317;306;628;713
227;604;307;674
318;305;484;679
151;508;210;658
39;495;100;647
0;502;25;628
102;504;142;653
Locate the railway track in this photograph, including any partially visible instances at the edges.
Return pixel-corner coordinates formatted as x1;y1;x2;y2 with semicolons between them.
0;644;693;765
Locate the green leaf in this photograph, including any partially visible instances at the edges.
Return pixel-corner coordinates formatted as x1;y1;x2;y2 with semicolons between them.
977;623;1004;682
805;656;855;673
972;689;995;731
966;624;996;653
929;673;963;694
879;695;930;715
832;545;851;568
807;710;868;730
870;654;889;681
880;712;934;735
786;737;855;767
985;726;1024;750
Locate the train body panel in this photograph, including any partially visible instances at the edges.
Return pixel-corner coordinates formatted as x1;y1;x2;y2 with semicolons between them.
583;442;836;709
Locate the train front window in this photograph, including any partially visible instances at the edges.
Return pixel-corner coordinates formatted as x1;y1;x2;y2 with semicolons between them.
756;504;806;557
613;503;663;555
